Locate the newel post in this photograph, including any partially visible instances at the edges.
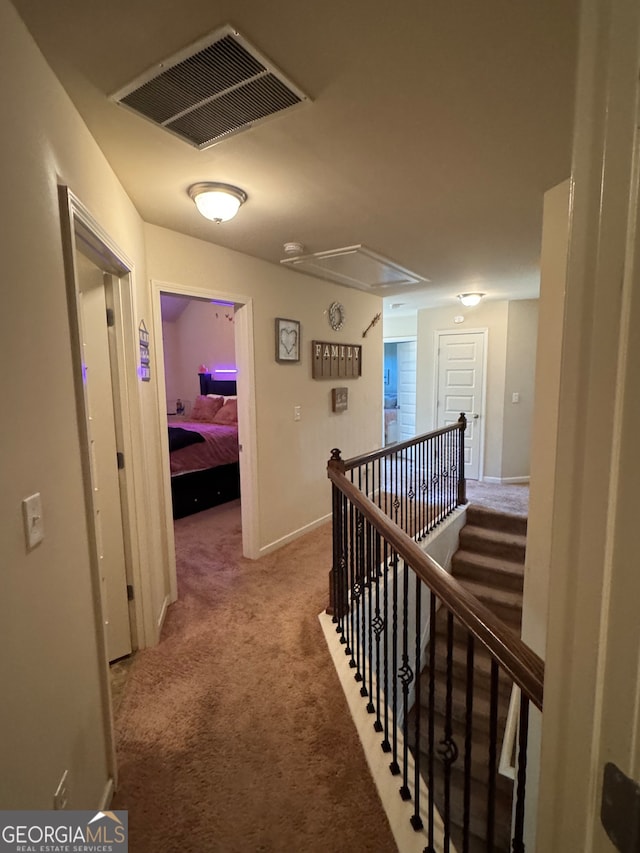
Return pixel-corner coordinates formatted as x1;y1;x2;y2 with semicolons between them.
327;449;346;617
457;413;467;505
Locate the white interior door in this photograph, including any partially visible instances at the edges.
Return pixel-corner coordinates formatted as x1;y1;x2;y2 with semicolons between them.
436;331;486;480
396;340;417;441
77;252;131;662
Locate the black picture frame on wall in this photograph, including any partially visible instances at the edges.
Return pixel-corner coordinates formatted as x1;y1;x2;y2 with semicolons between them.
275;317;301;363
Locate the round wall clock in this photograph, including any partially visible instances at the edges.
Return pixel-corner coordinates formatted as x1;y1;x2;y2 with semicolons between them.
328;301;345;331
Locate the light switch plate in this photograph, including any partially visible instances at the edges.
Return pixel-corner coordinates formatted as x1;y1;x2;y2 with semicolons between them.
22;492;44;549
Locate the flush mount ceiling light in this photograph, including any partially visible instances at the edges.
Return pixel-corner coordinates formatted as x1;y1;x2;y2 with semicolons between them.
188;182;247;223
457;292;485;307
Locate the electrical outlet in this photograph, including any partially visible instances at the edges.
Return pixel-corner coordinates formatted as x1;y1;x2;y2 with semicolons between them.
511;392;520;404
293;406;301;421
53;770;69;810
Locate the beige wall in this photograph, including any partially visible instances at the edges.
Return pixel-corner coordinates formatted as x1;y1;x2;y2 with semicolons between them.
502;300;539;479
383;313;418;338
415;299;537;480
521;183;569;658
0;0;169;809
162;299;236;410
161;318;181;408
145;224;383;549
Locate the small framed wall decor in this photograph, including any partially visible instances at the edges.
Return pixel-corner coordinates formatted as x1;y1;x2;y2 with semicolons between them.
332;387;348;412
275;317;301;363
139;319;151;381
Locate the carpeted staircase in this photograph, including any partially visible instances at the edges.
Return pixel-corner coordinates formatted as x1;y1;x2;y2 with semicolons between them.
410;504;526;852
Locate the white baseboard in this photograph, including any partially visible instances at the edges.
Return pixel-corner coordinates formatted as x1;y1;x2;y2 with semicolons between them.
258;512;332;557
481;476;530;485
99;777;115;809
319;611;448;853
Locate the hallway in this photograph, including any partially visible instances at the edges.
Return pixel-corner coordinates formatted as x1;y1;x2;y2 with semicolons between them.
111;501;396;852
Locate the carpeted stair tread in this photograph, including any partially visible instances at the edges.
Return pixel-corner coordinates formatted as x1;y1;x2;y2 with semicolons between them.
452;549;524;591
428;640;515;696
466;504;528;536
456;577;523;609
459;524;526;562
421;680;510;735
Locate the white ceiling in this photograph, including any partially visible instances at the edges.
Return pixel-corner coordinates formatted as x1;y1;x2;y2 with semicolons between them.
12;0;578;314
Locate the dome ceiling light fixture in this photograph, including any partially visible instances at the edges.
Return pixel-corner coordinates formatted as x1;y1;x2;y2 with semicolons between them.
457;292;485;308
188;182;247;223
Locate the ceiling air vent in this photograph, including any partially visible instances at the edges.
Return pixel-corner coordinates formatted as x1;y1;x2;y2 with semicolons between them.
110;25;309;149
280;245;427;292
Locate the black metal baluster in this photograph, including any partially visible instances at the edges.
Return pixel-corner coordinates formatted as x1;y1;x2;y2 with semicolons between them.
336;491;348;642
381;537;391;753
436;434;444;522
411;572;424;830
427;591;437;851
463;632;475;853
458;413;467;506
390;548;400;776
372;527;383;728
354;508;364;686
421;435;427;539
331;483;341;630
441;610;457;853
359;514;369;699
346;501;355;667
511;693;530;853
365;520;374;708
486;659;499;852
399;558;413;801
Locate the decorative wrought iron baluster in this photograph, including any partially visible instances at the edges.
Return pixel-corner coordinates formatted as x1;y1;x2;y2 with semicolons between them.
427;591;436;848
381;538;391;752
411;573;424;830
511;693;530;853
458;413;467;505
358;514;369;699
486;659;500;851
399;558;413;801
341;493;350;647
463;632;475;853
331;482;341;627
372;527;383;726
346;501;355;667
439;610;458;853
354;509;364;685
390;548;400;775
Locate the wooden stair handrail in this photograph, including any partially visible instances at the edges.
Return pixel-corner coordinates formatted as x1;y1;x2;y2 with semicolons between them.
328;466;544;711
341;420;463;471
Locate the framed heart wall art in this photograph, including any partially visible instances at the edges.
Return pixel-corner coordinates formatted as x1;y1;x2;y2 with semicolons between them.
275;317;301;363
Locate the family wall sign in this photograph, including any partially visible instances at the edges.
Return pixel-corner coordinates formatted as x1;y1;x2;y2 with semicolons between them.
311;340;362;379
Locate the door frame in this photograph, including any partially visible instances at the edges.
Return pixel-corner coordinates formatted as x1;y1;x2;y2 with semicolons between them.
536;0;640;847
433;327;488;480
58;186;149;786
150;279;260;580
383;335;417;444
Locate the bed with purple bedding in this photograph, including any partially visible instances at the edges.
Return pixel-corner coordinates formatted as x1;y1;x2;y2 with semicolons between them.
169;376;240;518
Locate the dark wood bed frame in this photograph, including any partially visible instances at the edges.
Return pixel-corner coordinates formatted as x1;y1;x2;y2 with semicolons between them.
170;374;240;519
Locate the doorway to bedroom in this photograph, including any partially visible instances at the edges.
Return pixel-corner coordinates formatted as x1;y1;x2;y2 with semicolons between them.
160;292;241;520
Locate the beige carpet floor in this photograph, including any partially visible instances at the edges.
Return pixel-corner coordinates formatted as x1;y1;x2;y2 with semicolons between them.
466;480;529;516
112;500;397;853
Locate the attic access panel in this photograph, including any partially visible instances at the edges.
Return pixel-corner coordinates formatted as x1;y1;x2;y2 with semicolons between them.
280;245;427;292
110;25;309;149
